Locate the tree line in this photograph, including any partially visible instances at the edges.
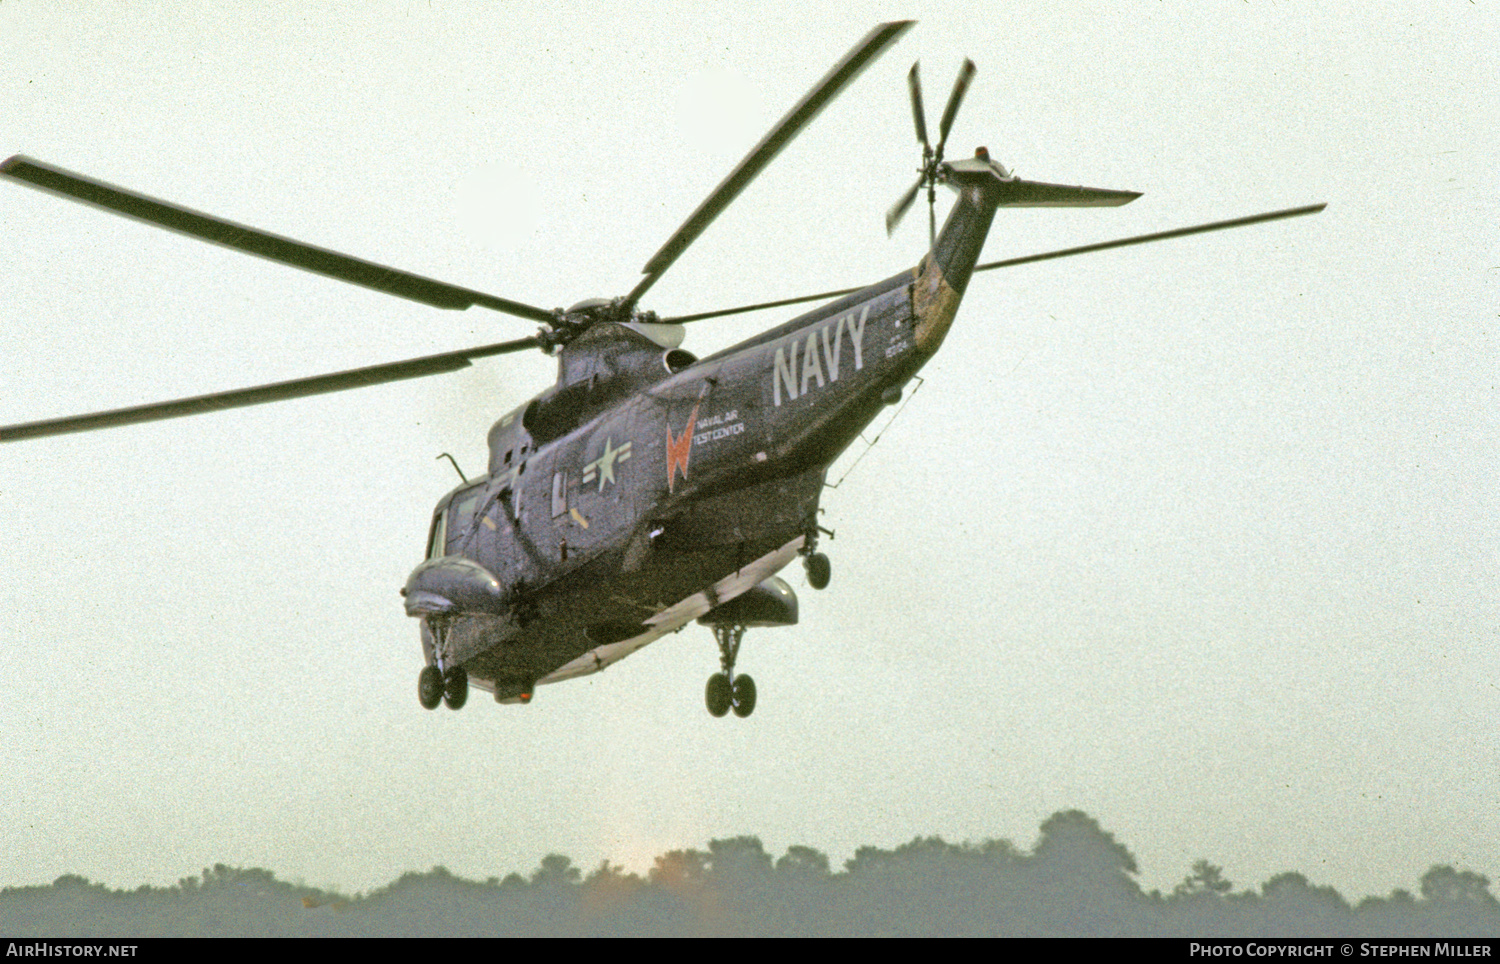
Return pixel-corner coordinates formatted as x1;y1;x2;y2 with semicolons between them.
3;811;1495;937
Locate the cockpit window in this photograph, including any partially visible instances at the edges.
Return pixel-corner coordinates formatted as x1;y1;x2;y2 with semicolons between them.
444;486;486;554
426;510;447;560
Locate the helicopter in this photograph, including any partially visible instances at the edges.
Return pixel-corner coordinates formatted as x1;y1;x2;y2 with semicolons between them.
1;22;1323;718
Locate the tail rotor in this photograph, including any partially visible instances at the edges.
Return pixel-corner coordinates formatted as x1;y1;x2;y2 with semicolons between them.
886;58;977;245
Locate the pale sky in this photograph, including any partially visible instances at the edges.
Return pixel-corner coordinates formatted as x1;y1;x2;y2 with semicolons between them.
2;2;1495;899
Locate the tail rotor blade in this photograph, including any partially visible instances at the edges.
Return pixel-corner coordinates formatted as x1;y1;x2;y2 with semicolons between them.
907;62;930;152
927;188;936;249
935;58;976;157
886;175;923;236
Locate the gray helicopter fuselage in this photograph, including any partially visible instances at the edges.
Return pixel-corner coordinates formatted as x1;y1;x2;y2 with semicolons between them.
1;21;1314;717
402;166;1007;701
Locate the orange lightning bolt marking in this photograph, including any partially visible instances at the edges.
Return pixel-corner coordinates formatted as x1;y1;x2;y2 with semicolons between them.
666;402;700;493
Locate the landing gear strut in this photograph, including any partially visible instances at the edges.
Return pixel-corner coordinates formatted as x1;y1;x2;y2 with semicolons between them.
418;617;468;711
706;624;757;718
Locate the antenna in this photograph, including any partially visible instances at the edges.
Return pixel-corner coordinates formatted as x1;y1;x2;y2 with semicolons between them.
436;453;468;483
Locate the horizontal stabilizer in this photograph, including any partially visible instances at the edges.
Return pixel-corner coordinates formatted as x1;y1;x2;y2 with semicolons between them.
993;177;1141;208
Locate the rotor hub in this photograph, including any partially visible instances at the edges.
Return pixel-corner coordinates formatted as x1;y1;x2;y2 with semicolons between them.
539;298;664;352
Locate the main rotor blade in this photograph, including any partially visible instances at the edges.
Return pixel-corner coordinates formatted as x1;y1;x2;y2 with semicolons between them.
934;59;976;157
0;336;539;443
664;286;867;324
663;202;1326;324
625;20;914;309
1;155;555;323
974;203;1327;273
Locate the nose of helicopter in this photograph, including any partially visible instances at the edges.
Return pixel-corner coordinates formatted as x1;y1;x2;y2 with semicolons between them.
402;556;509;617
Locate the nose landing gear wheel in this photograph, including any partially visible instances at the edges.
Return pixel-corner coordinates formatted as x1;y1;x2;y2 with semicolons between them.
731;674;757;718
418;665;443;710
442;665;468;710
706;673;732;717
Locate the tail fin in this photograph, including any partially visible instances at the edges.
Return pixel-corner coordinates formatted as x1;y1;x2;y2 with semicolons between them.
912;152;1140;350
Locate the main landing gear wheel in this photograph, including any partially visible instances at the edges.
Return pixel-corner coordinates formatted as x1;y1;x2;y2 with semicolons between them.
418;665;443;710
706;624;758;718
731;674;757;718
442;665;468;710
706;673;732;718
804;552;831;590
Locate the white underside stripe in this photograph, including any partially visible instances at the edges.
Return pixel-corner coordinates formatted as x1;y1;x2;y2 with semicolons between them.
521;534;807;692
